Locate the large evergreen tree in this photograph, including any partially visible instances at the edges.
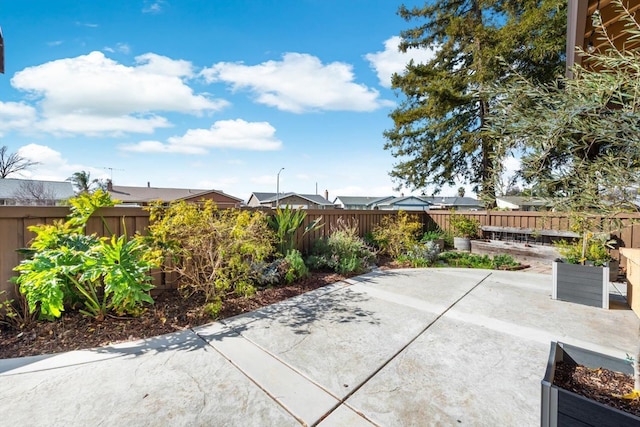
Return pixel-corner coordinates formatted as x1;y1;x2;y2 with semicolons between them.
384;0;566;206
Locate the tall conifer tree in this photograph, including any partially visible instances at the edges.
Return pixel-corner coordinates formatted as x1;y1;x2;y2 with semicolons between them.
384;0;566;206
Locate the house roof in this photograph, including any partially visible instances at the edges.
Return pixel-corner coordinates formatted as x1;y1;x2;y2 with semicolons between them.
375;195;432;207
421;196;482;207
333;195;395;207
0;178;75;200
496;196;549;207
109;185;242;204
250;192;334;206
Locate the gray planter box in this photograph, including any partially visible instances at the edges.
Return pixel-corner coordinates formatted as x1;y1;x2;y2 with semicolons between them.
453;237;471;251
541;341;640;427
552;261;609;309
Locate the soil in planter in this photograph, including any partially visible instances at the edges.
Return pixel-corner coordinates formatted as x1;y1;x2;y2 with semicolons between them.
553;361;640;417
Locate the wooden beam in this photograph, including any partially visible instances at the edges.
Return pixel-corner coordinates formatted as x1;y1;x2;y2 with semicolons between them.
566;0;589;76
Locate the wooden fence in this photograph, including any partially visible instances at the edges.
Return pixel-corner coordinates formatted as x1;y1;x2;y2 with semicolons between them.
0;206;413;299
3;206;640;301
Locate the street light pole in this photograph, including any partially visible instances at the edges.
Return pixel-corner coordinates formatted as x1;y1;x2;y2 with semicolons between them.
276;167;284;208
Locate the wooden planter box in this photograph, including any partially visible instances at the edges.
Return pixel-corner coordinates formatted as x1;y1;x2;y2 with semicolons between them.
552;261;610;309
620;248;640;319
541;341;640;426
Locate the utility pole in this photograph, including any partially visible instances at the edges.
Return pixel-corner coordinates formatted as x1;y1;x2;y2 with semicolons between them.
276;167;284;208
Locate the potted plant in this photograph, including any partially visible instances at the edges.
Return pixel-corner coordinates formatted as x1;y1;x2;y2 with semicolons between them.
449;212;480;251
541;341;640;426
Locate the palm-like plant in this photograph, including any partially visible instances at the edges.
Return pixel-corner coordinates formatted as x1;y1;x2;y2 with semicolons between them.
67;170;100;194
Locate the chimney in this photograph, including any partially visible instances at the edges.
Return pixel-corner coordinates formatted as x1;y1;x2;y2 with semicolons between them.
106;179;113;191
324;189;329;200
147;181;150;188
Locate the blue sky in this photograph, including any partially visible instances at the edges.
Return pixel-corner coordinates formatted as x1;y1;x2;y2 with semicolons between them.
0;0;462;202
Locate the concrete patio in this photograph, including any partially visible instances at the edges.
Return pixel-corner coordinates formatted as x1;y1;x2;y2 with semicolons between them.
1;268;638;426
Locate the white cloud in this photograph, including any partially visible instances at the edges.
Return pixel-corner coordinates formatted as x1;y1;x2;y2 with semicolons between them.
0;101;38;136
365;36;437;88
15;144;107;181
39;114;171;136
10;51;228;135
120;139;206;154
201;53;392;113
142;1;167;14
76;22;99;28
104;43;131;55
120;119;282;153
47;40;63;47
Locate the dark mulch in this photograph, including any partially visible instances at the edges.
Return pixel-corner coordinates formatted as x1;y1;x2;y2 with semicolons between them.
553;361;640;417
0;271;348;360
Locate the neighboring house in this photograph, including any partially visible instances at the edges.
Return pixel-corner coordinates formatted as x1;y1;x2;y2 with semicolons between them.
495;196;550;212
247;192;335;209
334;195;436;211
107;181;243;207
0;178;75;206
421;196;484;211
371;195;433;211
333;196;395;210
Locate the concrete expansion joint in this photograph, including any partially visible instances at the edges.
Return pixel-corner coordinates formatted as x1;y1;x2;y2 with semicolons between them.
314;272;494;425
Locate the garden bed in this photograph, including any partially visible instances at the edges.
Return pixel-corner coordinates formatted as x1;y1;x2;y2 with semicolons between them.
0;271;348;359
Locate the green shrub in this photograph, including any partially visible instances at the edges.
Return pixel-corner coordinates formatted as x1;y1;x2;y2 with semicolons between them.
554;232;614;266
307;218;376;274
490;254;520;269
372;211;423;258
13;191;161;321
420;230;444;242
449;213;481;238
250;259;287;287
437;251;519;270
268;206;322;256
147;200;275;304
398;241;441;267
284;249;309;283
0;290;37;329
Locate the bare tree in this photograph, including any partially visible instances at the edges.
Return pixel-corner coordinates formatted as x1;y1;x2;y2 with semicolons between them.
0;146;39;178
12;181;56;206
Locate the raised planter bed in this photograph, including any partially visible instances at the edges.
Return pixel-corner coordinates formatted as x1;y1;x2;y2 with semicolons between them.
471;239;560;261
552;261;610;309
542;341;640;426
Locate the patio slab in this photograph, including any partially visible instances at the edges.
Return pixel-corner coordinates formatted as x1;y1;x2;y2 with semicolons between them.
0;330;297;426
1;268;638;426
